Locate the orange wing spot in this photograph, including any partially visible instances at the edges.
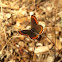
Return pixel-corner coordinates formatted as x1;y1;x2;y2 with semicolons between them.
31;16;38;24
31;35;38;39
18;31;28;36
39;26;43;34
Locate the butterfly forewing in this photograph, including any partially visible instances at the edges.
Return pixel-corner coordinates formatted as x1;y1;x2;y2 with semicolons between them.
31;15;38;28
18;30;38;39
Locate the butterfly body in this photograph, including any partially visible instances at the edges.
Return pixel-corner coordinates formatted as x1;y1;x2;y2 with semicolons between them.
18;15;43;39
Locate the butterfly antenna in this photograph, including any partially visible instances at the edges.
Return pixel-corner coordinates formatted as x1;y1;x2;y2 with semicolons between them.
45;35;59;51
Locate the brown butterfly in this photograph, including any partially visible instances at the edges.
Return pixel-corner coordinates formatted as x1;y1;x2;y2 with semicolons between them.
18;15;43;39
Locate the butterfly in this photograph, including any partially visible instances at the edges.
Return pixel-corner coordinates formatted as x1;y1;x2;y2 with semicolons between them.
18;15;43;39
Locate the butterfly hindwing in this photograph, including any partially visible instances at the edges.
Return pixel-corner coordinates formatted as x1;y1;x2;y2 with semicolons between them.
18;30;38;39
32;25;43;34
31;15;43;34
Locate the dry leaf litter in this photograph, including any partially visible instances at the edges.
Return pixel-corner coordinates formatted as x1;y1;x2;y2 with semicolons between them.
0;0;62;62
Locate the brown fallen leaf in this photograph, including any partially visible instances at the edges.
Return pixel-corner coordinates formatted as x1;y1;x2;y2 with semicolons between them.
34;43;53;54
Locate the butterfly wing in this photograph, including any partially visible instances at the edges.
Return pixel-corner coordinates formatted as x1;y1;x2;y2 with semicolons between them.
32;25;43;34
31;15;43;34
31;15;38;27
18;30;38;39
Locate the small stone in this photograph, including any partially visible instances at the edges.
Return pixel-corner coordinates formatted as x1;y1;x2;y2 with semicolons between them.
46;6;52;13
55;31;59;34
25;38;30;42
16;21;21;26
26;26;31;29
5;14;11;18
29;47;34;51
19;35;25;40
10;49;13;54
18;41;25;47
16;44;19;47
29;12;34;16
29;42;34;47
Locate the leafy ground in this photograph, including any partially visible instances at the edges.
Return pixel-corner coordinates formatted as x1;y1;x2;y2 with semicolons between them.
0;0;62;62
